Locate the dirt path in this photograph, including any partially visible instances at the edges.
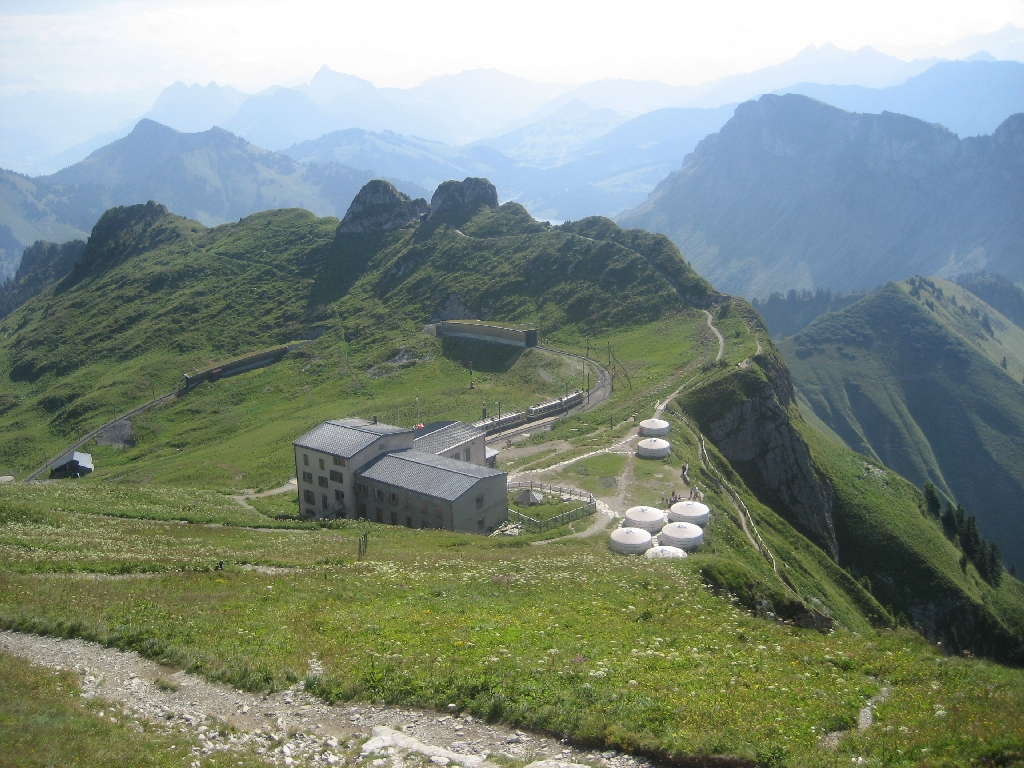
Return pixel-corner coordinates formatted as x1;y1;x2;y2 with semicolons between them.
231;479;298;510
703;310;725;362
1;631;653;768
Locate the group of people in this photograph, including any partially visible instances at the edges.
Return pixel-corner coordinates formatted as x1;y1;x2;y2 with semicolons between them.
662;485;703;506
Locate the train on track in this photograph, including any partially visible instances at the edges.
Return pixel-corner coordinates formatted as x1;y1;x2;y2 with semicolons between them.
473;390;585;435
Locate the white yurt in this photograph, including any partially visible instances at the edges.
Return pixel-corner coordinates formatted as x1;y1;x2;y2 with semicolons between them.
645;545;687;559
638;418;670;437
624;505;666;533
659;521;704;551
637;437;671;459
669;500;710;527
609;527;653;555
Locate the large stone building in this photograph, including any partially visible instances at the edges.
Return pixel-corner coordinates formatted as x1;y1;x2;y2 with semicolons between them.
293;417;507;533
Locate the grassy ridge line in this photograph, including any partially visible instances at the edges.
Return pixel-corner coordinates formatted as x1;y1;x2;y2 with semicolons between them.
0;200;713;482
778;277;1024;573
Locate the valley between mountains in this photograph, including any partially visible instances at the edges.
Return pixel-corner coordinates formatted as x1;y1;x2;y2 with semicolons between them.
1;176;1023;768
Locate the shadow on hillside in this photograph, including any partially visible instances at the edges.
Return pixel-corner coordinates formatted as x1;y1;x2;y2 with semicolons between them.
441;337;523;373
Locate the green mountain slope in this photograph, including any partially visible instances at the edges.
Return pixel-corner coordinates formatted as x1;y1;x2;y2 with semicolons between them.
1;184;1021;663
777;277;1024;574
617;94;1024;297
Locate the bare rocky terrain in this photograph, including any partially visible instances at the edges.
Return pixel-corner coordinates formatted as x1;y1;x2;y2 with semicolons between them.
1;631;656;768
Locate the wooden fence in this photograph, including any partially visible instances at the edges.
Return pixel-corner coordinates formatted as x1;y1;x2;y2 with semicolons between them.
507;480;594;504
507;503;595;533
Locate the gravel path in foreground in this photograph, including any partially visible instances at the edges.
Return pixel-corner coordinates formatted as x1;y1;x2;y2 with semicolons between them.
1;631;656;768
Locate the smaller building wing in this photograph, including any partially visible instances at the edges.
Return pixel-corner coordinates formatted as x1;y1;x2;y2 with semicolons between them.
413;420;485;455
356;450;504;502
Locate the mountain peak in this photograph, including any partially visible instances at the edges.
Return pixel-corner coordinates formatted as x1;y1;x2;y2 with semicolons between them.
337;180;428;234
428;177;498;222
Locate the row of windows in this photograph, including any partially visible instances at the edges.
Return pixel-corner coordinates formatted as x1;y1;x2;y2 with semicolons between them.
300;470;343;486
303;488;346;505
301;452;348;468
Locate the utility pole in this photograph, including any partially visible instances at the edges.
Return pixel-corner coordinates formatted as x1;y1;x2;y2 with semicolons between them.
586;336;590;360
469;360;474;389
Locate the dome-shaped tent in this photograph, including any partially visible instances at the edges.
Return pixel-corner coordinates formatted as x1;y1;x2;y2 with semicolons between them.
637;438;671;459
659;521;703;551
645;545;687;559
638;418;670;437
669;500;710;527
609;527;653;555
624;506;666;533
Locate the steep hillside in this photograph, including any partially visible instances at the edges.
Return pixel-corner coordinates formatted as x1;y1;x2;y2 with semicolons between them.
619;94;1024;297
955;271;1024;330
0;170;90;277
777;278;1024;573
0;238;85;318
676;300;1024;660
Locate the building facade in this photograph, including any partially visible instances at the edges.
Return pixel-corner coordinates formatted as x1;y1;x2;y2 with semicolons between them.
292;417;507;532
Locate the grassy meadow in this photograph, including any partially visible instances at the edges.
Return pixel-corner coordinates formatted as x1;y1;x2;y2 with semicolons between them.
1;483;1023;767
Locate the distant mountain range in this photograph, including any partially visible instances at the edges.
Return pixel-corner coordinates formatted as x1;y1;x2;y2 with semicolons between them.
2;56;1022;281
619;94;1024;298
0;120;427;279
779;59;1024;137
778;277;1024;573
4;28;1022;176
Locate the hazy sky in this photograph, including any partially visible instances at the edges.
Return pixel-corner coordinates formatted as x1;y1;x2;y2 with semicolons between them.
1;0;1022;95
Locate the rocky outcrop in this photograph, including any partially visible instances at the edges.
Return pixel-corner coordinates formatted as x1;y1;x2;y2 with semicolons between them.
338;180;429;234
428;294;475;322
428;178;498;220
707;379;838;559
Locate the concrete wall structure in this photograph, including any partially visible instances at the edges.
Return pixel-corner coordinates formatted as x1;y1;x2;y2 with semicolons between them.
437;320;537;348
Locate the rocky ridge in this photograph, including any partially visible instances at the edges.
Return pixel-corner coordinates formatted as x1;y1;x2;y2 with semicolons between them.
337;180;429;234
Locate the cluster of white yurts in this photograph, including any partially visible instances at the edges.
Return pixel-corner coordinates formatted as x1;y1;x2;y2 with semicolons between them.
636;417;671;459
609;500;711;557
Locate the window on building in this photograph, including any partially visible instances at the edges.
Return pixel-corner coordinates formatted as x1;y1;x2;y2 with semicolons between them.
302;471;313;484
329;470;343;483
406;515;413;528
464;448;471;462
318;476;329;488
375;488;384;501
303;489;314;503
302;453;309;466
477;518;485;532
322;494;328;507
390;511;398;526
334;489;344;502
333;456;345;467
375;508;383;522
319;458;325;470
390;492;398;505
476;494;485;509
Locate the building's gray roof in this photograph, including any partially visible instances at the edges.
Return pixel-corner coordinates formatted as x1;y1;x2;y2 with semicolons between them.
356;450;504;501
412;420;484;455
293;418;411;457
